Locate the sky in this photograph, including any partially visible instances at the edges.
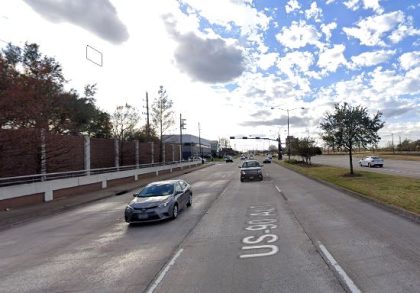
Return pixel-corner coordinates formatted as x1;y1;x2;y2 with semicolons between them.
0;0;419;151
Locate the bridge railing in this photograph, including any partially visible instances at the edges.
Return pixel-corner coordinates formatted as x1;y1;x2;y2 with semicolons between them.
0;160;198;187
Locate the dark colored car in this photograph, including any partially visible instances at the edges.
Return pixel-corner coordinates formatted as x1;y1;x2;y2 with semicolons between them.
225;156;233;163
125;179;192;223
240;160;263;182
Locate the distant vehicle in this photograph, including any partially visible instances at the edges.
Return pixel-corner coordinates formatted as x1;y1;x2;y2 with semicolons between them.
125;180;192;223
249;154;254;159
240;160;263;182
263;157;271;164
225;156;233;163
359;156;384;168
267;154;273;159
240;155;246;160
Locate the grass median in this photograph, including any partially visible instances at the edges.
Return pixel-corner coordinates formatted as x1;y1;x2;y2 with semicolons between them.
274;160;420;215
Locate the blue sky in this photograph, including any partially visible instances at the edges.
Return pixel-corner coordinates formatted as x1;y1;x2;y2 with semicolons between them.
1;0;419;150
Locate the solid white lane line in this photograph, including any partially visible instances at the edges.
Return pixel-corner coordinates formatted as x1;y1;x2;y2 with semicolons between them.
274;185;288;201
146;248;184;293
317;242;361;293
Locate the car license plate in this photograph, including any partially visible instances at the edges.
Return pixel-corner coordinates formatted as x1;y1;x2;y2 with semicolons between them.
249;176;254;179
137;214;148;220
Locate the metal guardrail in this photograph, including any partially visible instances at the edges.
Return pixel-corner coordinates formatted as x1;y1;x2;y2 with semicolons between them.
0;160;200;187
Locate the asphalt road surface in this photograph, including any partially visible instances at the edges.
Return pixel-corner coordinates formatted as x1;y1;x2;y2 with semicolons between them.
0;161;419;292
311;155;420;178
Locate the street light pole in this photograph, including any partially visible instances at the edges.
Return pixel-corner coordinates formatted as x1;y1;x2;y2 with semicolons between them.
270;106;305;161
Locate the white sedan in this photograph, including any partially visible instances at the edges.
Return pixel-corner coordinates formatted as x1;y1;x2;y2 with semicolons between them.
359;156;384;168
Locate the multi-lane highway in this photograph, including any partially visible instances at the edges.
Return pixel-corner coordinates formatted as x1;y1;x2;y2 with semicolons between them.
0;161;419;292
311;155;420;178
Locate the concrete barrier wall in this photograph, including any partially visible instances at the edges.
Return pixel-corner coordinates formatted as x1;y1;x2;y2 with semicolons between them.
0;161;200;209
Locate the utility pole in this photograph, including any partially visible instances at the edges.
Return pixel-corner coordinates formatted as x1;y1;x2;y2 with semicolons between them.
198;122;203;164
145;92;150;141
392;133;395;154
278;133;282;160
180;114;186;162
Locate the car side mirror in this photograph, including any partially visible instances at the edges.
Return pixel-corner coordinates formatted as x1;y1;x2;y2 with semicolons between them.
133;193;138;197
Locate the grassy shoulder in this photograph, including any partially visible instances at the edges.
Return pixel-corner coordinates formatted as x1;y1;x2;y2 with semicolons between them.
274;160;420;215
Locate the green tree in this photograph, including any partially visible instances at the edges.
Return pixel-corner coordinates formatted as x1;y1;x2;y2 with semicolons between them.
291;137;322;164
320;103;384;174
111;103;140;141
151;86;175;162
126;125;158;142
0;43;110;137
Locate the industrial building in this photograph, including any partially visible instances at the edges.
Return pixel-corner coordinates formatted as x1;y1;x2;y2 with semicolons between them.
163;134;216;160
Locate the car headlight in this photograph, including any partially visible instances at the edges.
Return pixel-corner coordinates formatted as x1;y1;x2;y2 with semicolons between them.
257;169;262;174
158;200;171;208
241;171;246;175
126;205;134;211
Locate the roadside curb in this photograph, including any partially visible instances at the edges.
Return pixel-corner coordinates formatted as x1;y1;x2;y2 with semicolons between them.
0;163;212;231
274;161;420;224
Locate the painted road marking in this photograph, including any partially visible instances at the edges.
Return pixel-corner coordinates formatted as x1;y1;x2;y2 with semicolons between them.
275;185;288;201
317;242;361;293
146;248;184;293
240;205;279;259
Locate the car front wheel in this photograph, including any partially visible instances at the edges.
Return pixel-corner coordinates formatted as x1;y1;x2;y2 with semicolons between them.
187;194;192;207
172;204;178;219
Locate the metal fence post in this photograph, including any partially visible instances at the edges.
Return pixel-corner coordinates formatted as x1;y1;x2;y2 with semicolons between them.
163;143;166;164
151;142;154;164
114;139;120;171
135;140;139;169
84;136;91;175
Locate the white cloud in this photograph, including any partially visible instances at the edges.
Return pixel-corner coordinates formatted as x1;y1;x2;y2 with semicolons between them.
276;20;322;49
399;51;420;70
363;0;383;13
343;0;383;13
305;2;323;23
368;66;420;97
257;52;279;70
180;0;270;36
285;0;300;14
321;22;337;41
325;0;336;4
344;0;360;11
317;44;348;73
277;51;314;76
350;49;395;68
388;17;420;44
343;11;405;46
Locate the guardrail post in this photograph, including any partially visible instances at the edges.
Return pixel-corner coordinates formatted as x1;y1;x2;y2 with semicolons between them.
84;136;91;176
44;189;53;202
135;140;139;169
114;139;120;171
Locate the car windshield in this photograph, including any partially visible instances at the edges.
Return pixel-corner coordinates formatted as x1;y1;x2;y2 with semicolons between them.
137;184;174;197
242;161;260;168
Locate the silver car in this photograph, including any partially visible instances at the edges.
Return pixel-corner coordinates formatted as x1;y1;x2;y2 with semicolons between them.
359;156;384;168
125;180;192;223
